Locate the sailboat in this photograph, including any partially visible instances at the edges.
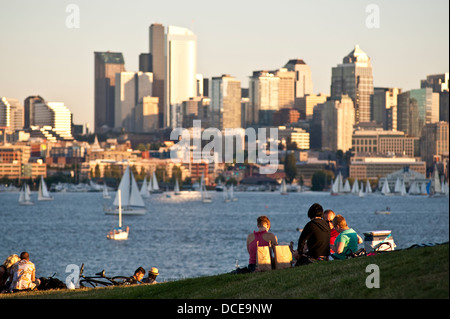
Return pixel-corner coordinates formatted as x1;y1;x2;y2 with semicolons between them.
223;186;231;202
365;180;372;194
174;179;181;195
280;179;288;195
381;178;391;196
201;174;212;203
107;189;129;240
400;180;407;196
351;179;359;194
343;179;351;193
105;166;147;215
38;176;53;201
229;184;238;201
408;181;421;195
151;172;162;193
358;182;364;197
140;177;150;198
429;167;445;197
19;184;34;206
103;184;111;199
394;178;402;194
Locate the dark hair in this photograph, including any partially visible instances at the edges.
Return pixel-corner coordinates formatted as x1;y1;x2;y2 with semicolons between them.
134;267;145;275
20;252;29;260
307;203;324;219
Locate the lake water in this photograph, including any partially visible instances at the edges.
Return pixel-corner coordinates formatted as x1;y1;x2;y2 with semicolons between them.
0;190;448;283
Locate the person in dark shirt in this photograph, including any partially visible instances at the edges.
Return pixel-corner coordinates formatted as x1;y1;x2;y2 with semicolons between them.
293;203;330;266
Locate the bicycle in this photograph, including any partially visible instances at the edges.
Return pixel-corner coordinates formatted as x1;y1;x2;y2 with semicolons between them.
78;264;132;288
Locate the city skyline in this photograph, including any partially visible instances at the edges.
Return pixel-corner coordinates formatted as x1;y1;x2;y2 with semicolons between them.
0;0;448;129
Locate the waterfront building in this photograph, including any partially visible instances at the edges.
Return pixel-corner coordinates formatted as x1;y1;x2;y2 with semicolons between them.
331;45;374;124
349;156;426;180
94;51;126;132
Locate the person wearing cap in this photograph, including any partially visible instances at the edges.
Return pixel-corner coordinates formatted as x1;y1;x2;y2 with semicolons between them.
142;267;159;284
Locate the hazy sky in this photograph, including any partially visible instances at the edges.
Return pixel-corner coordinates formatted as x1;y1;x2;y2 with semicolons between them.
0;0;448;129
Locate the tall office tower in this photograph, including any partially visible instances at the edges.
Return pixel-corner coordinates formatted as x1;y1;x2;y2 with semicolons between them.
421;73;449;123
320;95;355;152
397;88;439;137
420;121;449;170
331;45;374;124
149;24;165;128
165;25;197;128
34;102;73;139
248;71;279;126
371;87;401;131
273;68;295;109
115;71;153;132
211;75;241;130
24;96;45;129
94;51;125;132
0;97;24;130
283;59;313;99
139;53;152;73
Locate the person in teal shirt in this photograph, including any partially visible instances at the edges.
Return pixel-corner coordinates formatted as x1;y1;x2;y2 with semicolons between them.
331;215;363;260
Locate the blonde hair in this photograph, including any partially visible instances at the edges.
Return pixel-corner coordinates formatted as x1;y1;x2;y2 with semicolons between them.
332;215;348;228
3;254;20;269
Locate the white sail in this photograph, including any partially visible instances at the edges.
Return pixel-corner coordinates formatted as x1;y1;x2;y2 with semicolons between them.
366;180;372;193
19;184;34;205
331;174;340;194
109;166;146;215
152;172;160;191
433;169;442;193
394;178;402;193
381;178;390;195
223;186;230;202
351;179;359;193
140;177;150;198
38;176;53;200
148;176;153;192
103;184;111;199
129;169;145;207
114;167;130;207
201;173;212;203
280;179;288;195
343;179;351;193
408;181;420;195
174;179;181;195
229;184;237;201
400;180;407;196
420;182;428;195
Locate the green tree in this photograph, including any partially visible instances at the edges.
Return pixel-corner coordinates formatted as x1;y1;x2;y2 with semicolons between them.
284;153;297;183
311;170;335;191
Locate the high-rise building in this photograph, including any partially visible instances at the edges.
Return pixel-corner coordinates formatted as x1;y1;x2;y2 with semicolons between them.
397;88;439;137
295;93;329;120
331;45;374;124
421;73;449;123
284;59;313;98
94;51;125;132
0;97;24;130
273;68;295;109
165;26;197;128
320;95;355;152
24;96;45;129
371;87;401;131
114;71;153;132
149;24;165;128
34;101;72;139
211;75;241;129
420;121;449;171
248;71;279;126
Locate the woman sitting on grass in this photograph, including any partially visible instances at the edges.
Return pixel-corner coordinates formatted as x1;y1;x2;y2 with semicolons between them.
246;215;278;272
331;215;363;260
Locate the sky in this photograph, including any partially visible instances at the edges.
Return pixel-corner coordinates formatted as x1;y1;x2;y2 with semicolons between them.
0;0;448;129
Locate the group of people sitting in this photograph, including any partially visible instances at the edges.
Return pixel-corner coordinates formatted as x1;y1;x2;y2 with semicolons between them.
244;202;363;271
128;266;159;285
0;251;40;293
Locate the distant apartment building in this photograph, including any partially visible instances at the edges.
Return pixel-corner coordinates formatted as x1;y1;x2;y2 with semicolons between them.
32;101;72;140
24;96;45;129
371;87;401;131
278;126;310;150
349;156;426;180
331;45;374;124
320;95;355;152
0;97;24;131
94;51;126;132
420;73;449;123
272;108;300;126
352;129;419;157
397;88;439;137
272;68;295;109
0;144;46;179
210;74;241;130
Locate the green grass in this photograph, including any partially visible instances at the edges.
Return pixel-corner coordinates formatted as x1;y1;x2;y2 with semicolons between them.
2;243;448;299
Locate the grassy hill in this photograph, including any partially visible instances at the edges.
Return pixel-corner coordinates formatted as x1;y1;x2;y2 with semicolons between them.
2;243;448;300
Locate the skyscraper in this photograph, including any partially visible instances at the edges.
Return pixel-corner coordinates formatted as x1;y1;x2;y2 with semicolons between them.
248;71;279;126
284;59;313;99
165;26;197;128
320;95;355;152
0;97;24;130
94;51;125;133
149;24;165;128
34;101;73;139
24;95;45;129
371;87;401;131
331;45;374;124
211;74;241;130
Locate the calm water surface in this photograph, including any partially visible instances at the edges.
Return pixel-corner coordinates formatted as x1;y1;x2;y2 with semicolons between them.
1;190;448;282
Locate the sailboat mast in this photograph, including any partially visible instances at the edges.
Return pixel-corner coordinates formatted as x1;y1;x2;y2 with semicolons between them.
118;189;122;228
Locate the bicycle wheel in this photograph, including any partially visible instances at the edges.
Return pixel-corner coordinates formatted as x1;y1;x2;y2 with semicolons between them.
110;276;132;285
79;278;113;288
